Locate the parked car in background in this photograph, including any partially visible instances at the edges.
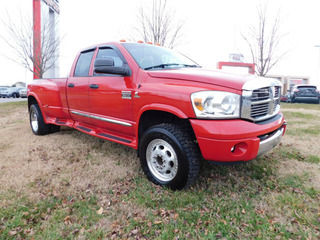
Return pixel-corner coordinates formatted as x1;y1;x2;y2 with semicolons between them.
291;85;320;104
280;91;292;103
1;88;12;98
0;87;8;93
1;87;24;98
19;88;27;98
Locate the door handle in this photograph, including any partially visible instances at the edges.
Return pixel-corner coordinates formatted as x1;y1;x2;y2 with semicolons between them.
90;84;99;89
68;83;75;88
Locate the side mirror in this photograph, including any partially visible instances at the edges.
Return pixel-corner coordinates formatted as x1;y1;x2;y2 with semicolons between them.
94;58;131;76
95;58;114;68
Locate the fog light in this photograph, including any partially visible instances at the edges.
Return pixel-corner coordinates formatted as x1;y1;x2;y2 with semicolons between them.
231;142;248;156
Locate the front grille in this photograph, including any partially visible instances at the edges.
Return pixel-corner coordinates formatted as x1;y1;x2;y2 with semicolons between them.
241;80;282;122
251;87;269;101
250;103;269;118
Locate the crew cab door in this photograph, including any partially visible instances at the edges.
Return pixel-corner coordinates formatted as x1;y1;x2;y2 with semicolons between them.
88;46;135;139
67;49;95;125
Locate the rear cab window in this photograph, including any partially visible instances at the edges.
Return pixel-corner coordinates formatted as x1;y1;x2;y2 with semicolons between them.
297;86;317;91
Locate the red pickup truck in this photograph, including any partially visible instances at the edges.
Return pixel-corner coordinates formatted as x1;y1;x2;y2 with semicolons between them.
28;42;286;189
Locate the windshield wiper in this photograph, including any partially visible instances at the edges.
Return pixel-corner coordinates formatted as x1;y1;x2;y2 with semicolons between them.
181;64;201;68
144;63;201;70
144;63;181;70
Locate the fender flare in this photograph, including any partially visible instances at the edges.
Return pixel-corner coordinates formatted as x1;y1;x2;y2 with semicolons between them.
135;103;189;139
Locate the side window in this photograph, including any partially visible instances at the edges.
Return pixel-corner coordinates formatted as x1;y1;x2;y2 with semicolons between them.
74;50;95;77
96;48;124;67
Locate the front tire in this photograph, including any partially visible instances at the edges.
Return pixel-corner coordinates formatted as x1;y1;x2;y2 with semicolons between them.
29;104;60;135
139;123;200;190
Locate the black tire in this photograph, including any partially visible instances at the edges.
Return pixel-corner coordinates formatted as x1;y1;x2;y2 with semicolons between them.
12;93;16;98
29;104;60;135
139;123;200;190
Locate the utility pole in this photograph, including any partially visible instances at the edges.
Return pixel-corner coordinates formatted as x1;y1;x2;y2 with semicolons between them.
315;45;320;87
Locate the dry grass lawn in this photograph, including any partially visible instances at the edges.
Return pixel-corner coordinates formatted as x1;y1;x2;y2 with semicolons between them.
0;101;139;204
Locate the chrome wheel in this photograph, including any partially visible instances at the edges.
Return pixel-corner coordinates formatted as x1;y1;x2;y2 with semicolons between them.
146;139;178;182
30;108;39;132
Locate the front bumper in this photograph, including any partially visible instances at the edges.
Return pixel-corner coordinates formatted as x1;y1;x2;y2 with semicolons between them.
190;113;286;162
257;126;285;156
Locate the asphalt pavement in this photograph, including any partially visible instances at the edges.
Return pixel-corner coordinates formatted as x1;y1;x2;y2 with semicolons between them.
0;97;27;104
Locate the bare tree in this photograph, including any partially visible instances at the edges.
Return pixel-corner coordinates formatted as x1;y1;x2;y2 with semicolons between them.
241;3;287;76
0;13;60;79
135;0;185;48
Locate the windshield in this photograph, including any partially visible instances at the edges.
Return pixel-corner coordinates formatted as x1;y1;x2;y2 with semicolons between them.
122;43;200;70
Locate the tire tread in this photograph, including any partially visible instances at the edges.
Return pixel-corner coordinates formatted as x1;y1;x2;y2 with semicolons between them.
140;122;201;189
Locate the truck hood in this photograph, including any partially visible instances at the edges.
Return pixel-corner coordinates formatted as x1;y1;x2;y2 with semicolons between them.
147;68;256;90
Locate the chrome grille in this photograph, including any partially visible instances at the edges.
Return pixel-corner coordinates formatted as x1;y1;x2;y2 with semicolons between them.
251;87;269;101
241;78;282;122
250;103;269;118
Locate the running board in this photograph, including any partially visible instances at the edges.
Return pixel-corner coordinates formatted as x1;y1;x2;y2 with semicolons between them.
97;133;132;144
77;126;92;132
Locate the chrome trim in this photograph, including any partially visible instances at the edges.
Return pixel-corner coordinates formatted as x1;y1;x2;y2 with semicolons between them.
241;77;282;122
71;111;88;118
257;127;284;156
242;77;282;91
71;111;132;127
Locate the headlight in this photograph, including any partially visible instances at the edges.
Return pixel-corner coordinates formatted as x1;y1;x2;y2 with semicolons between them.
191;91;240;119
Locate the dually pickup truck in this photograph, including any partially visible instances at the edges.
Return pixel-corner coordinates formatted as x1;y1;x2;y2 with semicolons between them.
28;42;286;189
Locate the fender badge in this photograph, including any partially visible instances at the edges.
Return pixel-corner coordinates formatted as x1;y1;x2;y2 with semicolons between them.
121;91;131;99
134;91;140;98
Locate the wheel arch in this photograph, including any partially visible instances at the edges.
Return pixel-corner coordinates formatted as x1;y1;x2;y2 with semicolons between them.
137;109;196;154
28;95;39;111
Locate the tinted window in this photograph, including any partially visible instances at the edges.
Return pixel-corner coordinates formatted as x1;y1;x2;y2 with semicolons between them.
96;48;124;67
74;50;95;77
297;86;317;90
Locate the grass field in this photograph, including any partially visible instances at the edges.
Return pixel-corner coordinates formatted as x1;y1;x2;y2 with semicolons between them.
0;101;319;239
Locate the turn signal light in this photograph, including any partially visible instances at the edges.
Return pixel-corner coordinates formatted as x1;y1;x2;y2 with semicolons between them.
194;98;203;111
119;39;126;42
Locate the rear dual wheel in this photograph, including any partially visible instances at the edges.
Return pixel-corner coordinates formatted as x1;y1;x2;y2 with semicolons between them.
29;104;60;135
139;123;201;190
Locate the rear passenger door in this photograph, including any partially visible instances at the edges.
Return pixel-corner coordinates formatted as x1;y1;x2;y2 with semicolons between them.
88;46;134;138
67;49;95;125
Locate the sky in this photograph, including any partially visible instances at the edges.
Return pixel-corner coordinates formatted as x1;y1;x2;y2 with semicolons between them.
0;0;320;87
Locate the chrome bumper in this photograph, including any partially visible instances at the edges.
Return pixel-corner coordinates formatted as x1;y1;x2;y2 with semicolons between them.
257;126;285;156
